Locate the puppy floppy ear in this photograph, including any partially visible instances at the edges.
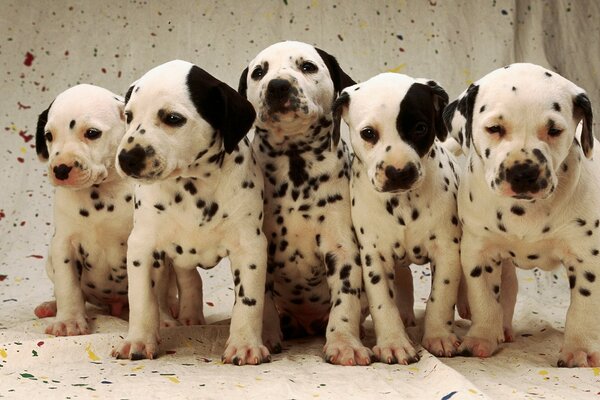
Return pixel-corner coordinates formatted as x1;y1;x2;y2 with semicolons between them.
314;47;356;96
124;85;134;105
187;65;256;153
35;102;53;161
443;83;479;154
573;92;594;159
422;80;449;141
331;90;351;148
237;67;249;99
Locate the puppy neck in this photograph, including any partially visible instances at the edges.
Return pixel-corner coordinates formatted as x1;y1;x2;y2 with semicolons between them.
254;116;335;156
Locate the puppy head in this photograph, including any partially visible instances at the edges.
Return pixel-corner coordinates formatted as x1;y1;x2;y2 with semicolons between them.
444;63;594;200
117;60;256;182
334;73;448;193
238;41;354;143
35;84;125;189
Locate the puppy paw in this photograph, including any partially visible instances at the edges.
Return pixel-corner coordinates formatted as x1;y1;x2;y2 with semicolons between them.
177;311;206;326
400;310;417;328
34;301;57;318
112;336;160;360
159;311;179;328
503;326;515;343
558;349;600;368
222;340;271;366
457;336;499;358
45;316;90;336
373;339;419;365
323;333;373;366
422;333;461;358
262;327;283;354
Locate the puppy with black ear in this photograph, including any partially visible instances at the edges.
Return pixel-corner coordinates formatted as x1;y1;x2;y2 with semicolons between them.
239;41;372;366
112;60;270;365
334;73;462;363
34;84;135;335
445;63;599;367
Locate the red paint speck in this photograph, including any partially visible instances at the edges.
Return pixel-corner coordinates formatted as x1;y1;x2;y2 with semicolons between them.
206;301;214;307
101;68;107;73
17;157;24;163
117;70;122;78
20;221;26;226
37;341;44;347
399;48;405;52
0;275;7;281
166;350;176;355
19;130;33;142
64;50;69;56
27;255;44;259
17;102;31;110
0;209;5;220
24;52;34;66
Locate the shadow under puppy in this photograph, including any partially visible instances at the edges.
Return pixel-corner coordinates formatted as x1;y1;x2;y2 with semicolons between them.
334;73;462;363
34;84;135;335
112;60;270;365
239;41;372;366
444;63;598;367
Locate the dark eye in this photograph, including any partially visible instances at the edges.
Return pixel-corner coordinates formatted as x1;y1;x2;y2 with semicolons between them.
162;112;187;127
486;125;505;135
301;61;318;73
45;131;53;142
251;66;264;80
548;127;562;137
414;122;428;136
84;128;102;140
360;127;378;143
125;111;133;124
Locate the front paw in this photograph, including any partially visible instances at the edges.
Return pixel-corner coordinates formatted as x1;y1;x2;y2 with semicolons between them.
324;333;373;366
112;335;160;360
373;337;419;365
422;332;461;358
457;336;500;358
558;348;600;368
222;337;271;366
34;301;57;318
262;326;283;354
45;316;90;336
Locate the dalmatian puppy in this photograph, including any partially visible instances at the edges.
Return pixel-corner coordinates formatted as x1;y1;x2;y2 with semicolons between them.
333;73;462;363
238;41;372;366
111;60;270;365
34;84;134;335
444;63;598;367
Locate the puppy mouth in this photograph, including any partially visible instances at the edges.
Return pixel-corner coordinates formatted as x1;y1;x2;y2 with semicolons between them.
49;162;103;189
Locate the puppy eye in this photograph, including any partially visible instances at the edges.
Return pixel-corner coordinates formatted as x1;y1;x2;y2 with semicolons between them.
301;61;318;73
125;111;133;124
45;131;53;142
414;122;428;136
548;127;563;137
486;125;505;135
360;127;378;143
162;112;187;127
84;128;102;140
251;66;264;80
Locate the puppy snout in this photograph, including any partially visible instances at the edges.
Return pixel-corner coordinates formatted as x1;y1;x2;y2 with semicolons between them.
266;79;292;106
118;144;147;177
506;162;542;193
53;164;72;181
382;163;418;192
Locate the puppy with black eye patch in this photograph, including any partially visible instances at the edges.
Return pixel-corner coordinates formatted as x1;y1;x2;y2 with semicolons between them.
238;41;372;366
444;63;599;367
334;73;462;363
112;60;270;365
34;84;139;336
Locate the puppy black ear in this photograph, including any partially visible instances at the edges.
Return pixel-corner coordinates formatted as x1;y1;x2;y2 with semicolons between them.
124;85;134;105
238;67;249;99
331;91;351;148
187;65;256;154
444;84;479;154
424;80;449;141
35;102;53;161
573;92;594;159
314;47;356;95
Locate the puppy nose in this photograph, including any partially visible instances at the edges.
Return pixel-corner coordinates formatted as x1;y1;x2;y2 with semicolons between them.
383;163;418;191
53;164;72;181
118;145;147;177
506;162;540;191
267;79;291;101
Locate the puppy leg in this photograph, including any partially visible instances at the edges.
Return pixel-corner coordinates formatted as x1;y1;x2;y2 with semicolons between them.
422;237;462;357
174;267;205;326
457;232;505;357
44;236;89;336
262;268;283;353
112;235;162;360
394;266;416;327
558;263;600;367
456;272;471;320
500;260;517;342
223;232;270;365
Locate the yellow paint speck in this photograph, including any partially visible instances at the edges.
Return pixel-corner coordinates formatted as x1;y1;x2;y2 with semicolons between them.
408;367;419;372
468;389;478;394
359;20;368;29
387;64;407;73
20;147;27;154
85;343;100;361
593;367;600;376
538;370;549;376
0;349;7;358
311;0;319;7
167;376;180;384
132;365;145;371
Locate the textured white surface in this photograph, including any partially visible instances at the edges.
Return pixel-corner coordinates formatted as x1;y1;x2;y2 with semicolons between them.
1;1;600;399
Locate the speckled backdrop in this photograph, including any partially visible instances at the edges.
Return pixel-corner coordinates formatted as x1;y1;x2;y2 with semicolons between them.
1;1;600;399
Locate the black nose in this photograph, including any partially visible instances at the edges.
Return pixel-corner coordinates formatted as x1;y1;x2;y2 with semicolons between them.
506;162;541;193
53;164;72;180
266;79;292;104
118;145;147;177
382;163;418;191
